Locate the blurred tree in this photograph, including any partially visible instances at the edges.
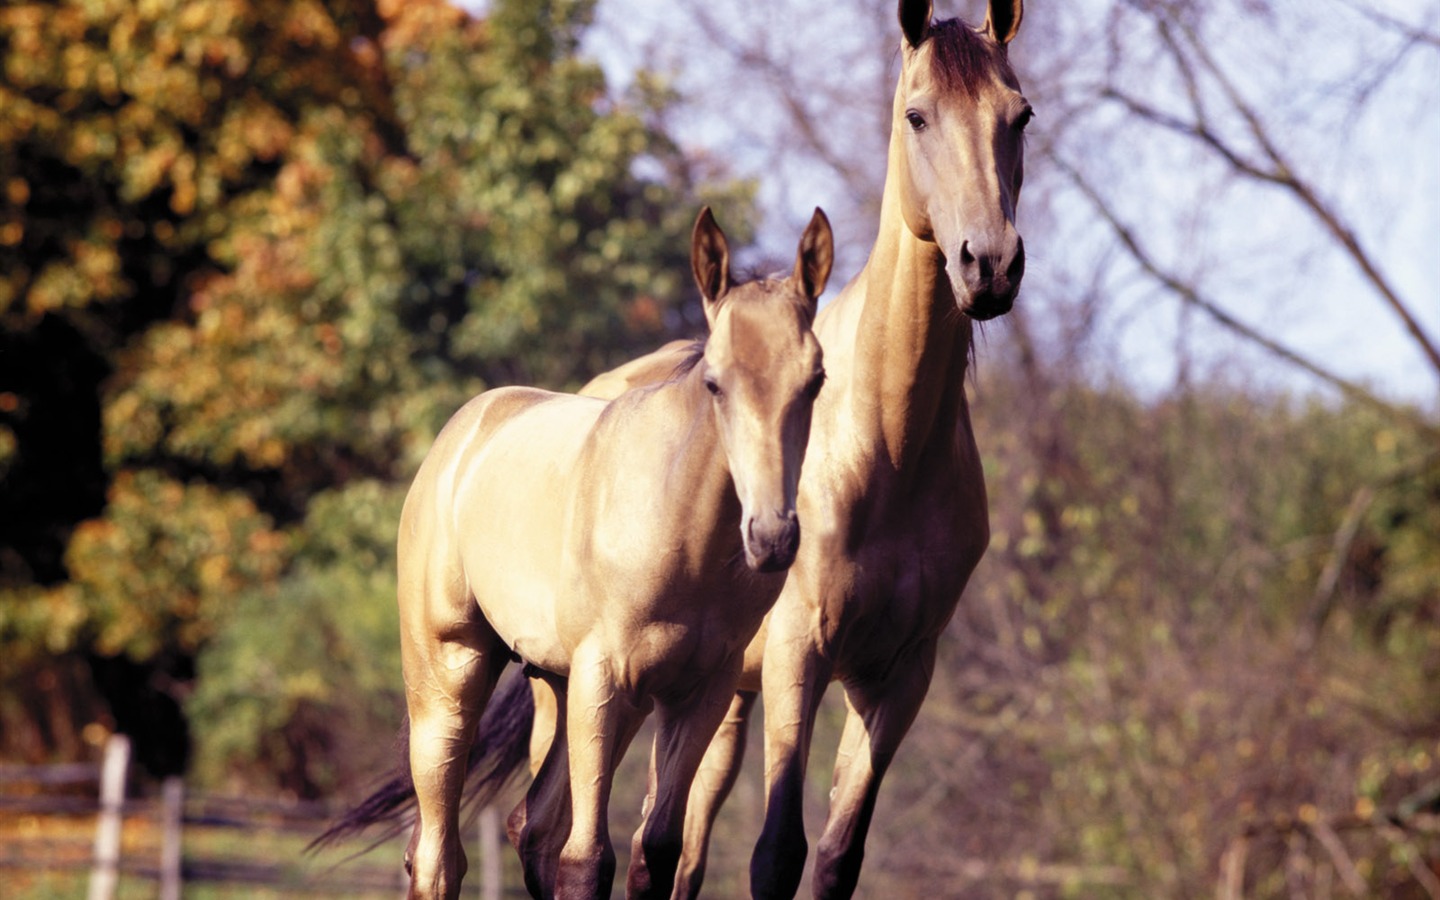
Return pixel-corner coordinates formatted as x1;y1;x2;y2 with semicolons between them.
0;0;754;789
1;0;399;776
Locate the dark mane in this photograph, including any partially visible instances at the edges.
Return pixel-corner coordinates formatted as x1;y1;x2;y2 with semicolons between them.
925;18;1013;97
670;339;706;380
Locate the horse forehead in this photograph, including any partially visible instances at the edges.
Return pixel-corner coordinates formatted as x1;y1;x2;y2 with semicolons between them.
902;25;1019;102
712;294;808;373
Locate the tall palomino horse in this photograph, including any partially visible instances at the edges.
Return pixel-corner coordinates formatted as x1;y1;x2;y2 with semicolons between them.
550;1;1029;896
323;208;834;899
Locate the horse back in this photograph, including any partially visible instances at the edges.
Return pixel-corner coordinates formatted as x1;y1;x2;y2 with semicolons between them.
578;338;696;400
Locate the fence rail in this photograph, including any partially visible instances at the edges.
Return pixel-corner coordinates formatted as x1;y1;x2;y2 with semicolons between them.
0;734;519;897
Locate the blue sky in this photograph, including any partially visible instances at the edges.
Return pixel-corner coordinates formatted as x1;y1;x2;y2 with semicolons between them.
459;0;1440;408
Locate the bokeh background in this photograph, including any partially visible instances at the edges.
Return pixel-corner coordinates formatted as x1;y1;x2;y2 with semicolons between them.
2;0;1436;896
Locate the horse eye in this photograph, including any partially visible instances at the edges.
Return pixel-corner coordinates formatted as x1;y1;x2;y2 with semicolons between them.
1014;106;1034;132
804;372;826;400
905;111;926;131
704;378;722;397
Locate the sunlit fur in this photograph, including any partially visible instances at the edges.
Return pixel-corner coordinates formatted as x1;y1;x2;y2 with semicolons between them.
395;209;832;900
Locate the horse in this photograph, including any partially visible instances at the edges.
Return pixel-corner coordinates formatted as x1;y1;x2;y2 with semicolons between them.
322;0;1028;895
323;207;834;899
570;2;1030;895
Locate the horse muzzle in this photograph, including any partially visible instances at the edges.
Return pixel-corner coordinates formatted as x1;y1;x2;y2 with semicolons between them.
949;235;1024;321
744;510;801;573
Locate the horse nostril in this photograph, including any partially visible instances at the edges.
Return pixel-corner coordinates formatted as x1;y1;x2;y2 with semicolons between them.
958;240;976;267
1006;237;1026;282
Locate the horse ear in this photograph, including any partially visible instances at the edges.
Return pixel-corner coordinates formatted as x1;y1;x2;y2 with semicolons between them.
984;0;1023;46
898;0;931;48
793;207;834;311
691;206;730;324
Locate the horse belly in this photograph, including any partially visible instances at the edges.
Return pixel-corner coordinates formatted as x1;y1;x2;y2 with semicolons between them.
608;613;759;703
449;397;600;675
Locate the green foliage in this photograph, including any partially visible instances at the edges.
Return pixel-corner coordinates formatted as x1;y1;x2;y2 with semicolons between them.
188;480;405;796
0;0;755;784
906;374;1440;898
59;469;290;660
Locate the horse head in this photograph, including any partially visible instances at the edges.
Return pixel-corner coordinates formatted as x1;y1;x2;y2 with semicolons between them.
893;0;1029;320
692;207;832;573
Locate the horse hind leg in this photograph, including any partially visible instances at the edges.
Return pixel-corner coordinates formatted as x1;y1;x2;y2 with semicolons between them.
527;676;560;777
399;573;507;898
508;674;571;900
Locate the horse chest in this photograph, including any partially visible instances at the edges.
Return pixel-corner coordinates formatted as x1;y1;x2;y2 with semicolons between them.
850;528;971;649
580;528;780;662
805;459;987;666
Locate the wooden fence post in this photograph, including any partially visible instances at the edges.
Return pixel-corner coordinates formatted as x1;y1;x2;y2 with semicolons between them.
159;775;185;900
478;805;502;900
88;733;130;900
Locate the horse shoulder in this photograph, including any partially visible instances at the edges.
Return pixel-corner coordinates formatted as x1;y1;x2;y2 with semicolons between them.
569;386;704;577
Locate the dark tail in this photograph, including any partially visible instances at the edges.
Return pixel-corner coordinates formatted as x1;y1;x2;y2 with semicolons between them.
308;671;537;853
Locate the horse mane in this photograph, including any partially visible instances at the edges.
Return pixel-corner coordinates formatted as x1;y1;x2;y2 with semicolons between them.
925;17;1015;97
670;339;707;380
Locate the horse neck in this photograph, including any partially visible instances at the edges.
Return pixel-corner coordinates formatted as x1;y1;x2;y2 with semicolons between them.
836;145;973;473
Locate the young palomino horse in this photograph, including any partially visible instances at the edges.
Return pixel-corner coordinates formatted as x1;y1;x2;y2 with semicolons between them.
564;2;1029;896
389;207;832;900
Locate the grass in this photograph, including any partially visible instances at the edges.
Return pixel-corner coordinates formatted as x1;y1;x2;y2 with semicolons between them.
0;808;414;899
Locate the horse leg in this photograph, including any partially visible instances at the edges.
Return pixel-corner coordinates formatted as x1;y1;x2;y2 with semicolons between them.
509;675;571;899
750;630;835;900
627;672;744;900
674;690;758;897
399;595;506;899
555;640;647;899
810;643;937;900
528;677;560;776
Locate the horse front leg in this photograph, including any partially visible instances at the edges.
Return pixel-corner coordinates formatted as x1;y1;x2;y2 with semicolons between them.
810;642;937;900
627;669;746;900
400;606;506;899
674;690;758;898
555;640;647;900
750;622;835;900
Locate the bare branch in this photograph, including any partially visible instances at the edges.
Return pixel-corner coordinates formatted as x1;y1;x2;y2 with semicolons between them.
1155;9;1440;381
682;2;880;200
1338;0;1440;50
1052;152;1440;439
1296;484;1375;653
1376;819;1440;900
1308;818;1368;896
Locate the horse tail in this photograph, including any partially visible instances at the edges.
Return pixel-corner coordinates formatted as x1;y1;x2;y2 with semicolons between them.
455;671;537;821
308;672;536;853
